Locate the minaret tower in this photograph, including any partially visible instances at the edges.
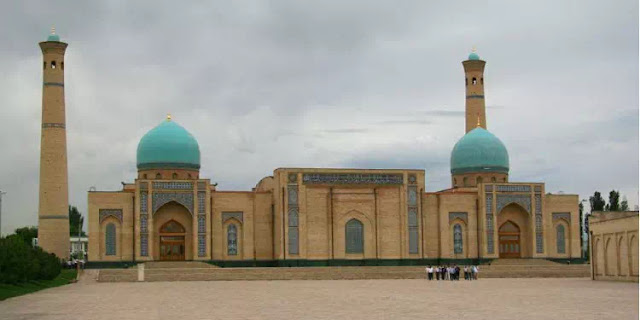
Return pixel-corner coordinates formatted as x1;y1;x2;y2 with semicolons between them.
462;47;487;133
38;28;70;260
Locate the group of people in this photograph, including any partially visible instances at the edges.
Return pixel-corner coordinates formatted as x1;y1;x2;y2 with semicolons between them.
425;265;479;280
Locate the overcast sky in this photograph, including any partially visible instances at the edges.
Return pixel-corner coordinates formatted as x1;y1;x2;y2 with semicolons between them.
0;1;637;235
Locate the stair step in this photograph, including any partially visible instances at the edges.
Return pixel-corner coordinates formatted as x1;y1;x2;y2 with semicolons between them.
97;263;590;282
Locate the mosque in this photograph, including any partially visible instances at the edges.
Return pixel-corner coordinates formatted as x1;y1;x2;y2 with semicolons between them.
36;31;581;264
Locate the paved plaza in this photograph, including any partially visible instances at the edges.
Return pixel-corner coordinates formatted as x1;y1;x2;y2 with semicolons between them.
0;276;637;320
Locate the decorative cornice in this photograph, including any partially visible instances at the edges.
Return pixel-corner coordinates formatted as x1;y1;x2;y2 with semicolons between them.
451;166;509;175
43;82;64;87
137;162;200;170
303;173;403;185
42;123;65;129
39;215;68;220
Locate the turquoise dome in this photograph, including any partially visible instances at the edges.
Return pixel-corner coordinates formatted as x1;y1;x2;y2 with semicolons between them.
47;34;60;42
450;127;509;175
136;118;200;170
468;52;480;60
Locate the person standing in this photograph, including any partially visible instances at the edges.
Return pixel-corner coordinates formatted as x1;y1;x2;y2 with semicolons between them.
463;265;469;280
472;265;479;280
426;266;433;280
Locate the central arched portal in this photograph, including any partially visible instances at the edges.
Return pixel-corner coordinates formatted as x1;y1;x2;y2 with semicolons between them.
159;220;186;261
499;221;521;258
153;201;193;261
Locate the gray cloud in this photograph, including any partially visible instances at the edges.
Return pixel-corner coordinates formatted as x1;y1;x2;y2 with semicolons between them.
0;0;637;234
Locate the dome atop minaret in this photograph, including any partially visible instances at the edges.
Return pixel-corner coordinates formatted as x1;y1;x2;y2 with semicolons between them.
46;27;60;42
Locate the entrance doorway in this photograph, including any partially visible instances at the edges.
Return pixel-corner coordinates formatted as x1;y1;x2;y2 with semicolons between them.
499;221;520;258
159;220;186;261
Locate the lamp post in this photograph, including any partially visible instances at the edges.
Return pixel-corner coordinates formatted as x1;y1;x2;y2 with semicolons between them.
0;191;6;237
580;199;588;260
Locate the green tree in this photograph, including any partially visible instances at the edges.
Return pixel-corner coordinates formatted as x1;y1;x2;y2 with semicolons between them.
579;202;584;257
608;190;620;211
68;205;85;236
589;192;606;211
621;196;629;211
14;226;38;246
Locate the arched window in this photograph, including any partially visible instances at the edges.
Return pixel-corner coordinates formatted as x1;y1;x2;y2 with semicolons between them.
227;224;238;255
453;178;457;186
463;177;468;186
51;61;56;69
172;173;178;179
480;77;483;85
143;174;147;179
105;223;116;256
156;173;161;179
345;219;364;254
556;225;566;254
43;61;46;70
188;174;192;179
61;61;64;70
491;177;496;182
472;77;477;85
453;224;463;254
476;176;483;185
408;209;419;254
288;209;299;255
465;78;468;86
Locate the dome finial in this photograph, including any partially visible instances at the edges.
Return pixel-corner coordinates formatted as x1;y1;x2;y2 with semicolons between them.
50;26;56;35
471;45;477;53
166;113;172;121
477;115;481;127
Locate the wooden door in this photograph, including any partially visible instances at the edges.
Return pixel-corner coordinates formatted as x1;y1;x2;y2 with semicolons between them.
499;221;521;258
159;220;186;261
160;236;185;261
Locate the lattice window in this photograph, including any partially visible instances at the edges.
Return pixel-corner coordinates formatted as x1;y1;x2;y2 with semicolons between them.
288;208;299;255
345;219;364;254
453;224;463;254
556;225;566;254
197;192;206;213
105;223;116;256
227;224;238;256
408;208;418;254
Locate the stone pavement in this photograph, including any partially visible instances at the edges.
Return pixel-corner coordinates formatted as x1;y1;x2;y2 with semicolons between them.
0;274;636;320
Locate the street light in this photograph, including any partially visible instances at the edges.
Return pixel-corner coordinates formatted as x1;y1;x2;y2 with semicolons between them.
0;190;6;237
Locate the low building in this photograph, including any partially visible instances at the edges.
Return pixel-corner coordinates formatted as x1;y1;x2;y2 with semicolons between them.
70;236;88;258
589;211;639;281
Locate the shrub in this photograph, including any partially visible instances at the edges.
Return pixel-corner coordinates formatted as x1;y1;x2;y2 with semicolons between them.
0;235;61;284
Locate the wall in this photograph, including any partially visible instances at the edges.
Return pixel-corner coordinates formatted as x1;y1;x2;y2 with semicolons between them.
589;211;639;282
545;194;580;259
88;191;134;261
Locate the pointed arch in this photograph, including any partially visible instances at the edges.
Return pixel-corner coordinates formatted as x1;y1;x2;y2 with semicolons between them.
556;224;566;254
618;236;628;276
605;237;617;276
345;219;364;254
160;219;185;233
453;224;463;254
105;223;116;256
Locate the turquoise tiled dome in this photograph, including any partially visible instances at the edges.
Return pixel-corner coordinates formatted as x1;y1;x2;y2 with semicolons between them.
136;118;200;170
451;127;509;175
47;34;60;42
468;51;480;60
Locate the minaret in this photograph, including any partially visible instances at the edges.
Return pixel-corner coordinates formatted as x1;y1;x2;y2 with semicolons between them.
463;47;487;133
38;27;70;260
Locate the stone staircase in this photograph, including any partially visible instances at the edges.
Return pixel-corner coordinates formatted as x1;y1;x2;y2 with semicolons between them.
144;261;217;269
97;259;590;282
